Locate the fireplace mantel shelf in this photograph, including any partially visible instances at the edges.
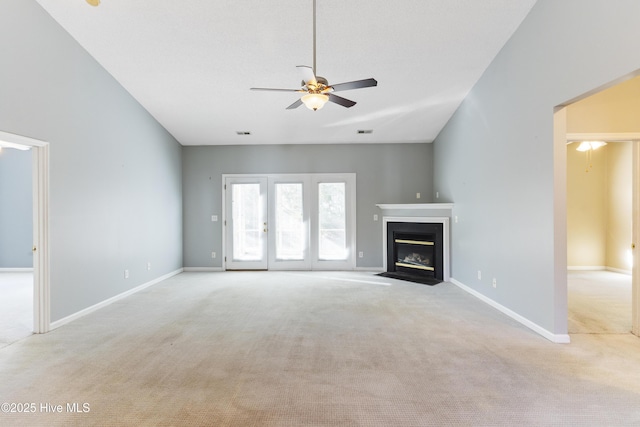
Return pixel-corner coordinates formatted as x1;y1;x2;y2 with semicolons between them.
376;203;453;210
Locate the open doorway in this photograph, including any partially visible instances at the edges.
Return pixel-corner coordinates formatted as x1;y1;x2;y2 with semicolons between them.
566;140;633;333
0;145;34;346
0;130;50;339
557;74;640;337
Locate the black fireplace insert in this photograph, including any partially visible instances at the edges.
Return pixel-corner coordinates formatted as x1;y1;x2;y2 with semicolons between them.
378;221;443;285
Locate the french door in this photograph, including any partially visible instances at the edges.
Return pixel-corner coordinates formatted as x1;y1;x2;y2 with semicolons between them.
224;174;355;270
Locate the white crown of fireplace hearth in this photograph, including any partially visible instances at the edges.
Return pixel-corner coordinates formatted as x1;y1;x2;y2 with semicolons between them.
376;203;453;281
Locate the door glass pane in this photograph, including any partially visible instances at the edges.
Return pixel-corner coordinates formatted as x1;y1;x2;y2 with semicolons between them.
275;183;304;260
232;183;262;261
318;182;347;260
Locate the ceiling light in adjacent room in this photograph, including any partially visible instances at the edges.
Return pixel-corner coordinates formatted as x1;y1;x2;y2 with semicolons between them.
301;93;329;111
573;140;607;173
575;140;607;152
86;0;100;6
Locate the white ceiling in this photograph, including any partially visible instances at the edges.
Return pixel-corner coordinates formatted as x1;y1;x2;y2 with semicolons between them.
34;0;537;146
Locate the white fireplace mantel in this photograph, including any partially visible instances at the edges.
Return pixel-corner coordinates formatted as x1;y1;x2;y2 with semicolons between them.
377;203;453;281
376;203;453;216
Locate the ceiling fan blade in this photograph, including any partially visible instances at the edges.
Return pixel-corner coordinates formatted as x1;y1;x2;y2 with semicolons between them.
329;78;378;92
328;93;356;108
286;99;304;110
251;87;305;92
297;65;317;87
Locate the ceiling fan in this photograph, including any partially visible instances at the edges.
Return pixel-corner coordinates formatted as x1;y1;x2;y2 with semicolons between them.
250;0;377;111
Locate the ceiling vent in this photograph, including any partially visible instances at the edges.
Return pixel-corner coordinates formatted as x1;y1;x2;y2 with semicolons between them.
357;130;373;134
236;131;251;136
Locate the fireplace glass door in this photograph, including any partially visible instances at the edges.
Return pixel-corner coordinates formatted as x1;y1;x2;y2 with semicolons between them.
394;234;436;277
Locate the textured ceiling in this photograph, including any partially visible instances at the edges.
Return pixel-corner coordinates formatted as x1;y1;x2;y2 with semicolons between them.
34;0;537;146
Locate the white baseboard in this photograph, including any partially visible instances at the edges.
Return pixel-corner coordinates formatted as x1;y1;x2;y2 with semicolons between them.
50;268;183;330
450;278;571;344
183;267;224;272
0;268;34;272
567;266;632;275
355;267;384;272
606;267;632;275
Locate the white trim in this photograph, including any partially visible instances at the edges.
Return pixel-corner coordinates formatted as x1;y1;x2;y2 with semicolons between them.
376;203;453;211
382;216;450;281
450;278;571;344
0;268;34;272
183;267;224;272
50;268;183;330
32;143;50;334
0;130;48;147
633;140;640;336
355;267;384;272
566;132;640;142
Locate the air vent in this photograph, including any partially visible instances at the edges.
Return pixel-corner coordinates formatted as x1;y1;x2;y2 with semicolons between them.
357;130;373;134
236;131;251;136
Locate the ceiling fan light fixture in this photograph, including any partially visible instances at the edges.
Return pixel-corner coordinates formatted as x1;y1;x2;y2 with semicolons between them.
301;93;329;111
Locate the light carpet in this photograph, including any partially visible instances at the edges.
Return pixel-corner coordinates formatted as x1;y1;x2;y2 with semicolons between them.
1;271;640;426
0;272;33;348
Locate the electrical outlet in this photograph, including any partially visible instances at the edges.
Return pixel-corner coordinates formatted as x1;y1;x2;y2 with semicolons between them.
477;270;482;280
359;251;364;258
416;192;421;199
373;214;378;221
147;262;151;271
492;278;497;288
211;215;218;222
212;251;216;258
124;269;129;279
436;191;439;199
455;216;458;223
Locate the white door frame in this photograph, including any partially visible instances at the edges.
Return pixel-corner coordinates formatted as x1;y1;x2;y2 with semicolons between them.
633;140;640;336
566;132;640;336
0;131;50;334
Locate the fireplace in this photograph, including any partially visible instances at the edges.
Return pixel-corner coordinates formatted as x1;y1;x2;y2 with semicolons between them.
376;205;452;285
382;221;444;284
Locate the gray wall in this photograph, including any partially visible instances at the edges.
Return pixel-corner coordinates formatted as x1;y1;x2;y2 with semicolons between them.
432;0;640;334
0;0;183;322
0;149;33;268
182;143;433;268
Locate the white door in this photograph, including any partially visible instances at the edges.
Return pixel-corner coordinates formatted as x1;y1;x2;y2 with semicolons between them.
225;177;268;270
311;174;356;270
268;176;312;270
224;174;356;270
